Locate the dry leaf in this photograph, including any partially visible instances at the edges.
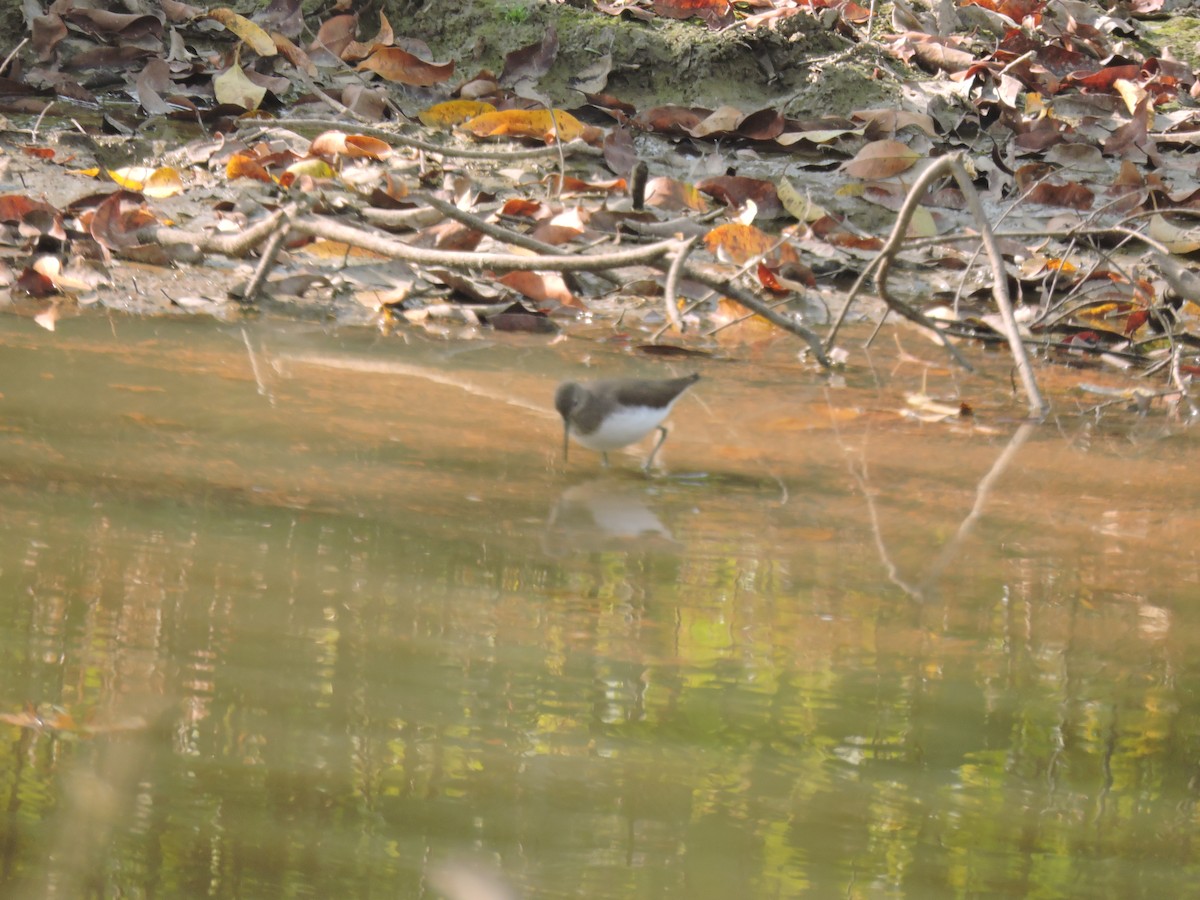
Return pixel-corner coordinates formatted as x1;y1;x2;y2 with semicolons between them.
841;140;921;179
356;47;454;86
205;8;277;56
214;63;266;109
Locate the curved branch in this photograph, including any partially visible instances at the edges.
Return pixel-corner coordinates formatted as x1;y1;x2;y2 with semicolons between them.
289;215;682;271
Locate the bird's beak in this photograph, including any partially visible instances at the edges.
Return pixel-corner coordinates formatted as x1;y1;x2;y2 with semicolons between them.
561;421;570;461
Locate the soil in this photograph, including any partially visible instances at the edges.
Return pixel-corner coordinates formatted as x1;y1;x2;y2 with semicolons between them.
383;0;902;117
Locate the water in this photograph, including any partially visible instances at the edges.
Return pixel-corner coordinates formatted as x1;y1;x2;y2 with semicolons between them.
0;315;1195;899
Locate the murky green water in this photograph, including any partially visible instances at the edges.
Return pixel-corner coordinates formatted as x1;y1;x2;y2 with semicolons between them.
0;315;1196;899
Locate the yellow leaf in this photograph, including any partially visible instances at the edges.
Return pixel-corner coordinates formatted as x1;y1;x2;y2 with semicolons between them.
1113;78;1146;116
108;166;157;190
777;177;827;222
205;8;277;57
463;108;587;143
285;158;336;180
214;63;266;110
906;206;937;238
144;167;184;198
419;100;496;128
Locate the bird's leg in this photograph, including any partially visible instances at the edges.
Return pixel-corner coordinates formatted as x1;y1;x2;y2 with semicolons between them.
601;451;610;467
643;426;669;472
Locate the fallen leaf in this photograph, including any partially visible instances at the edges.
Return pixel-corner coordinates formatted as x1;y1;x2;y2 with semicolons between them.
214;63;267;109
419;100;496;128
486;301;558;332
499;270;576;307
501;26;558;86
696;176;784;218
309;13;357;60
205;7;277;56
1149;215;1200;254
463;108;591;143
704;222;798;265
841;139;921;179
356;47;454;86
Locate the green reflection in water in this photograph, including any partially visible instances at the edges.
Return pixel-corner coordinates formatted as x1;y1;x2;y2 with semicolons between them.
0;319;1195;899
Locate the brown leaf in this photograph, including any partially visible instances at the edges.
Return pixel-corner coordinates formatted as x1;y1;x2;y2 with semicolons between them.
500;26;558;86
272;32;318;77
841;139;920;179
635;105;710;135
644;177;709;212
161;0;204;22
653;0;734;27
309;13;357;60
30;11;67;61
135;58;174;116
696;176;784;218
341;11;394;61
1103;96;1150;157
0;195;65;240
61;8;162;41
499;270;576;307
90;191;157;251
1066;63;1142;93
686;105;745;138
603;127;637;179
356;47;454;86
487;302;559;332
737;108;785;141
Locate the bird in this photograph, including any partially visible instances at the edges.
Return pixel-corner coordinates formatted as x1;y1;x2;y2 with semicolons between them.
554;373;700;471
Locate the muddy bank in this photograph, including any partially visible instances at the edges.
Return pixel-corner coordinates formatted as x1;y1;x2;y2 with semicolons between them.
385;0;900;117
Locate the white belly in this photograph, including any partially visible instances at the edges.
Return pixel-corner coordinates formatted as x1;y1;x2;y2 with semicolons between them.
572;405;669;451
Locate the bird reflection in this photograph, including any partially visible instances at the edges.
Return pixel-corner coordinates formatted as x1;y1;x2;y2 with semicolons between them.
543;479;681;556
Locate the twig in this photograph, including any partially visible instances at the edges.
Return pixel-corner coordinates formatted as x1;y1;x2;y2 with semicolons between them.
0;38;27;76
239;202;301;304
289;214;683;271
291;65;366;122
920;421;1035;593
239;117;601;160
408;191;570;256
674;262;830;366
546;106;566;200
865;153;1047;416
825;254;883;346
661;236;697;334
139;205;294;258
241;327;274;404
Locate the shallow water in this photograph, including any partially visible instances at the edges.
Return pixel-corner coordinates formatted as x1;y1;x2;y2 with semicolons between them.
0;315;1195;899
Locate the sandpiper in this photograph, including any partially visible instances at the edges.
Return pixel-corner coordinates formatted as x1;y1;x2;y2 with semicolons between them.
554;373;700;471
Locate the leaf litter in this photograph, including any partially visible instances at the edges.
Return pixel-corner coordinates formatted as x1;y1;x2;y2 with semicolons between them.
0;0;1197;416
